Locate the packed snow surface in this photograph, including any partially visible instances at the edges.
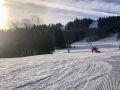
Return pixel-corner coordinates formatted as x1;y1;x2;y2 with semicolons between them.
0;35;120;90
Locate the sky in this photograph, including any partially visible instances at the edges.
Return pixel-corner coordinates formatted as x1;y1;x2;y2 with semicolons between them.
1;0;120;29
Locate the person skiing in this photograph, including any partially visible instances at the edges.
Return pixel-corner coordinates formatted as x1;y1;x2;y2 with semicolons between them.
91;46;101;53
90;43;101;53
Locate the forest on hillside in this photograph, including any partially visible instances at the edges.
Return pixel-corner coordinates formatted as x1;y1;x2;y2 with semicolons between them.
0;16;120;58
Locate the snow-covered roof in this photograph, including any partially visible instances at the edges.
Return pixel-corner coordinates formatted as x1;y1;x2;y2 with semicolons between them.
89;21;98;29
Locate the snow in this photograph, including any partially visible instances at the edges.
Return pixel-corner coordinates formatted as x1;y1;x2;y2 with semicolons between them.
0;35;120;90
89;21;98;29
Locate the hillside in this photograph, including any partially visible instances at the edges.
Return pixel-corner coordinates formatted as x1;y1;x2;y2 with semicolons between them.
0;35;120;90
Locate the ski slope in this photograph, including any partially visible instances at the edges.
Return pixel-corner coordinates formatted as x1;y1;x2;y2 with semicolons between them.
0;35;120;90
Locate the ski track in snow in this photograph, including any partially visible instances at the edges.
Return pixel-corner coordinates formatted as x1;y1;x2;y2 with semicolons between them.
0;35;120;90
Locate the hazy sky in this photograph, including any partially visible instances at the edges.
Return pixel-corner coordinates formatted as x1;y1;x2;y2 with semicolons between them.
2;0;120;28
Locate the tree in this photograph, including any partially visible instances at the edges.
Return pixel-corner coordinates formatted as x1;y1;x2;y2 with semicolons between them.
53;23;66;49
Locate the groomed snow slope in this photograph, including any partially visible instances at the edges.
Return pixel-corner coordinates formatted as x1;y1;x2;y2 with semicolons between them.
0;35;120;90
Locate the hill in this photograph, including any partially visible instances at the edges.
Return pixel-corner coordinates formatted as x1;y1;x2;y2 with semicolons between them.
0;35;120;90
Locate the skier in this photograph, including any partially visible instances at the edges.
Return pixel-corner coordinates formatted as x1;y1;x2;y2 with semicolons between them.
91;46;101;53
90;43;100;53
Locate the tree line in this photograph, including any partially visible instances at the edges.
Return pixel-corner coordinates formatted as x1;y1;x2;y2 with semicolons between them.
0;16;120;58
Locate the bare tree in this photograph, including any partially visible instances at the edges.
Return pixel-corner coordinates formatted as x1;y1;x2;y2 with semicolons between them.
31;16;42;25
10;16;42;30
